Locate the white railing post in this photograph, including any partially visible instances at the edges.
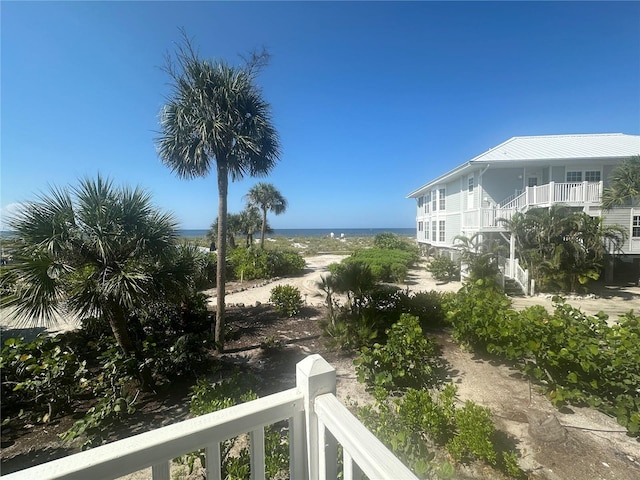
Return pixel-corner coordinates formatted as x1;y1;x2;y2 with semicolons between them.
598;180;603;202
296;354;337;480
151;462;170;480
549;181;555;203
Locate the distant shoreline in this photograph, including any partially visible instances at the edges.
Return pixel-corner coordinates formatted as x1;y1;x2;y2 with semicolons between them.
1;228;417;240
178;227;416;238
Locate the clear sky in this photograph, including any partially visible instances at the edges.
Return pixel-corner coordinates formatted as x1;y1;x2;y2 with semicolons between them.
2;1;639;230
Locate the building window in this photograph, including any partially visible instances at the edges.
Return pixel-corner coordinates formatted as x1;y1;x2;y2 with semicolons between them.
439;220;445;242
418;197;423;209
426;223;430;239
585;171;601;182
432;191;437;211
468;176;474;192
566;171;582;182
432;221;437;242
425;193;430;213
633;216;640;238
439;188;446;210
418;221;423;232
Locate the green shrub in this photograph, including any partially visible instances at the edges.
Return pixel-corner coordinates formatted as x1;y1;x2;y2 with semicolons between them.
354;314;439;391
397;290;450;329
260;335;285;351
445;282;640;436
447;401;497;465
269;284;304;317
358;394;435;478
341;248;416;283
229;247;305;280
321;288;449;351
176;372;289;479
358;384;524;478
60;343;139;448
322;314;379;352
269;249;306;276
427;255;460;282
374;232;415;251
136;292;213;379
1;335;87;424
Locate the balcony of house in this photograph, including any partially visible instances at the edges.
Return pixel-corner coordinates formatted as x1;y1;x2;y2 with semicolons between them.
463;181;603;232
2;354;418;480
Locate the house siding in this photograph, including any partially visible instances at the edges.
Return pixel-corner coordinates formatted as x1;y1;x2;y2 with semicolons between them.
603;208;637;254
602;164;616;188
551;166;565;183
446;177;461;212
481;168;523;206
445;213;461;245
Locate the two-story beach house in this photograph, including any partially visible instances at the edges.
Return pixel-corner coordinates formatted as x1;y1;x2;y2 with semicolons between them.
407;133;640;289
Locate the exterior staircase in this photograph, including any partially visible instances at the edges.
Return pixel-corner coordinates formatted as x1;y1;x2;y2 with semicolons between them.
503;277;526;296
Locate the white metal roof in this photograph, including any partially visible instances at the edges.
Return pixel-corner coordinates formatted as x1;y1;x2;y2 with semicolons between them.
470;133;640;162
407;133;640;198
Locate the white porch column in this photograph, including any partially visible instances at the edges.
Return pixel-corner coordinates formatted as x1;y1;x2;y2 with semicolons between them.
296;354;337;480
509;233;515;278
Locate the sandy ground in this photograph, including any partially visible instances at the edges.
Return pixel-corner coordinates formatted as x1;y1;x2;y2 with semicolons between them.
210;254;640;321
3;256;640;479
203;256;640;479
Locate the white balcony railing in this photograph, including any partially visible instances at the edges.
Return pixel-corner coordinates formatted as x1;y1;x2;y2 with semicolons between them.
3;355;418;480
504;181;602;210
464;181;604;232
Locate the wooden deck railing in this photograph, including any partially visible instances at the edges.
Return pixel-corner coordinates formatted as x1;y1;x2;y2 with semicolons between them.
3;355;418;480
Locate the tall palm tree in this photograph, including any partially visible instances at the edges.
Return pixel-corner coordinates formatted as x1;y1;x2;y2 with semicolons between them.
602;155;640;210
156;37;281;351
2;176;190;389
239;205;268;247
244;182;287;248
209;213;244;250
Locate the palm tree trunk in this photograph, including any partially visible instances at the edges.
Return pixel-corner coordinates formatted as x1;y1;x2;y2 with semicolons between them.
108;309;155;391
260;207;267;248
215;162;228;352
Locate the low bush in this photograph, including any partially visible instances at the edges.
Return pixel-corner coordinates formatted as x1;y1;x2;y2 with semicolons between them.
269;284;304;317
445;282;640;436
229;247;305;280
427;255;460;282
1;335;87;424
321;288;449;351
358;385;524;478
354;314;440;392
374;232;419;255
342;247;416;283
1;291;216;447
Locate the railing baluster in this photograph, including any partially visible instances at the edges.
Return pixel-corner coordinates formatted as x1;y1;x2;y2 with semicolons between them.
206;442;222;480
325;429;338;480
343;449;354;480
353;461;364;480
151;461;170;480
318;419;327;479
250;427;266;480
289;411;305;479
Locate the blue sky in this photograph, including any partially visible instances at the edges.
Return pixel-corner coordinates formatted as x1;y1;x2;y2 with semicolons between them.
2;1;639;230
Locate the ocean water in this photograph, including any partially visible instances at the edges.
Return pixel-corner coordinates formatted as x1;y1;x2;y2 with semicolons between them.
179;228;415;238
